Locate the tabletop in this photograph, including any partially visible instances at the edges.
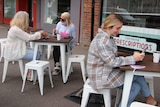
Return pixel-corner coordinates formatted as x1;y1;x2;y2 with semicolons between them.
31;36;72;43
120;53;160;72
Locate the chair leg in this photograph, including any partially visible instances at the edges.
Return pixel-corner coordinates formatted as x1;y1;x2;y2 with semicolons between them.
81;88;90;107
0;47;3;62
2;59;9;83
0;57;2;62
18;60;24;80
65;60;72;83
37;69;44;96
145;77;154;97
48;66;54;88
21;68;29;92
149;80;154;97
33;70;38;85
115;89;122;107
80;61;86;82
0;43;5;62
0;51;2;62
103;90;111;107
47;45;52;60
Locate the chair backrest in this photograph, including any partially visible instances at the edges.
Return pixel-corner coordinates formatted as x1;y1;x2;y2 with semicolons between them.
130;102;157;107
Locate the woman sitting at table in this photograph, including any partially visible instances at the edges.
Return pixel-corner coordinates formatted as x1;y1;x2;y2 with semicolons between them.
4;11;48;79
86;12;160;107
52;12;77;75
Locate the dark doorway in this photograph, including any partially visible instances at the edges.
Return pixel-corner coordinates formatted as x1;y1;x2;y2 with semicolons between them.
28;0;33;27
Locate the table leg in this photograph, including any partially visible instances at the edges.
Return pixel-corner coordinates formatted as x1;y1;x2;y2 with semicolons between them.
40;45;47;60
60;44;66;83
67;44;71;55
33;44;39;60
121;70;134;107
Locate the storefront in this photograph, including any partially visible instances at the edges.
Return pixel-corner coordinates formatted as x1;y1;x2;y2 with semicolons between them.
2;0;35;26
101;0;160;28
0;0;160;48
38;0;82;43
0;0;83;43
101;0;160;51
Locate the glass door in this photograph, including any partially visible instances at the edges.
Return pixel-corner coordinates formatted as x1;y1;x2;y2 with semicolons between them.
4;0;16;18
44;0;70;24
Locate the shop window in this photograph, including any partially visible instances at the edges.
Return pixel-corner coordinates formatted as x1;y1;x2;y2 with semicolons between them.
4;0;16;18
102;0;160;29
44;0;70;24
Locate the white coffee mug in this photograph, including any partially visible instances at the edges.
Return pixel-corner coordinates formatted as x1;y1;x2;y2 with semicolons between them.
153;51;160;63
57;34;61;41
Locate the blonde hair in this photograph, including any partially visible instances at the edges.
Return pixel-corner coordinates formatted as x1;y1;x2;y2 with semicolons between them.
61;12;71;25
10;11;29;31
103;13;123;29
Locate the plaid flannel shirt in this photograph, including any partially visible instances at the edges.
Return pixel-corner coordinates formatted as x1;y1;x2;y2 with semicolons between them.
87;28;135;90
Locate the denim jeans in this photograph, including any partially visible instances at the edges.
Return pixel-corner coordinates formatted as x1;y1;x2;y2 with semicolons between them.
22;47;40;60
118;75;151;107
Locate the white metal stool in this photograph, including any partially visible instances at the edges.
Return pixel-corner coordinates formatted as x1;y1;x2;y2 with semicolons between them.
81;79;111;107
114;76;154;107
21;60;54;96
2;59;24;83
130;101;157;107
65;54;86;83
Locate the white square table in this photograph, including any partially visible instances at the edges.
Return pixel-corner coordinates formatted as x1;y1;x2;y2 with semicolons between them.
32;36;72;83
120;54;160;107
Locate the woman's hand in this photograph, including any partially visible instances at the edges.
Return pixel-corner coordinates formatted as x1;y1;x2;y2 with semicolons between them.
41;31;48;37
26;27;31;33
52;28;56;33
133;51;145;61
39;31;48;38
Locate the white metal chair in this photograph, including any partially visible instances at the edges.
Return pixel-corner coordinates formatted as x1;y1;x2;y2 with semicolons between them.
0;38;15;64
130;101;157;107
65;54;86;83
0;38;7;62
21;60;54;96
2;59;24;83
81;79;111;107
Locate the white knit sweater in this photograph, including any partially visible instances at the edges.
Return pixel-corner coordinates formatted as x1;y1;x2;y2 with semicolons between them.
4;26;41;60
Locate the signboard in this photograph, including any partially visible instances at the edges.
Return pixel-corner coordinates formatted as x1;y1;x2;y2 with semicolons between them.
113;35;157;53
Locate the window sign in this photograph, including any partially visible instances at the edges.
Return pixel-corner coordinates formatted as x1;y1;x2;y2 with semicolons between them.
44;0;70;24
114;35;157;53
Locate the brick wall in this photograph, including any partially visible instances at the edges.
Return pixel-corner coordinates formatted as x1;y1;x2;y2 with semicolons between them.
0;0;3;23
81;0;101;47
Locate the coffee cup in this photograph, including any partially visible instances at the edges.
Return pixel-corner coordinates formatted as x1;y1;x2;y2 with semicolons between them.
57;34;61;41
153;51;160;63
